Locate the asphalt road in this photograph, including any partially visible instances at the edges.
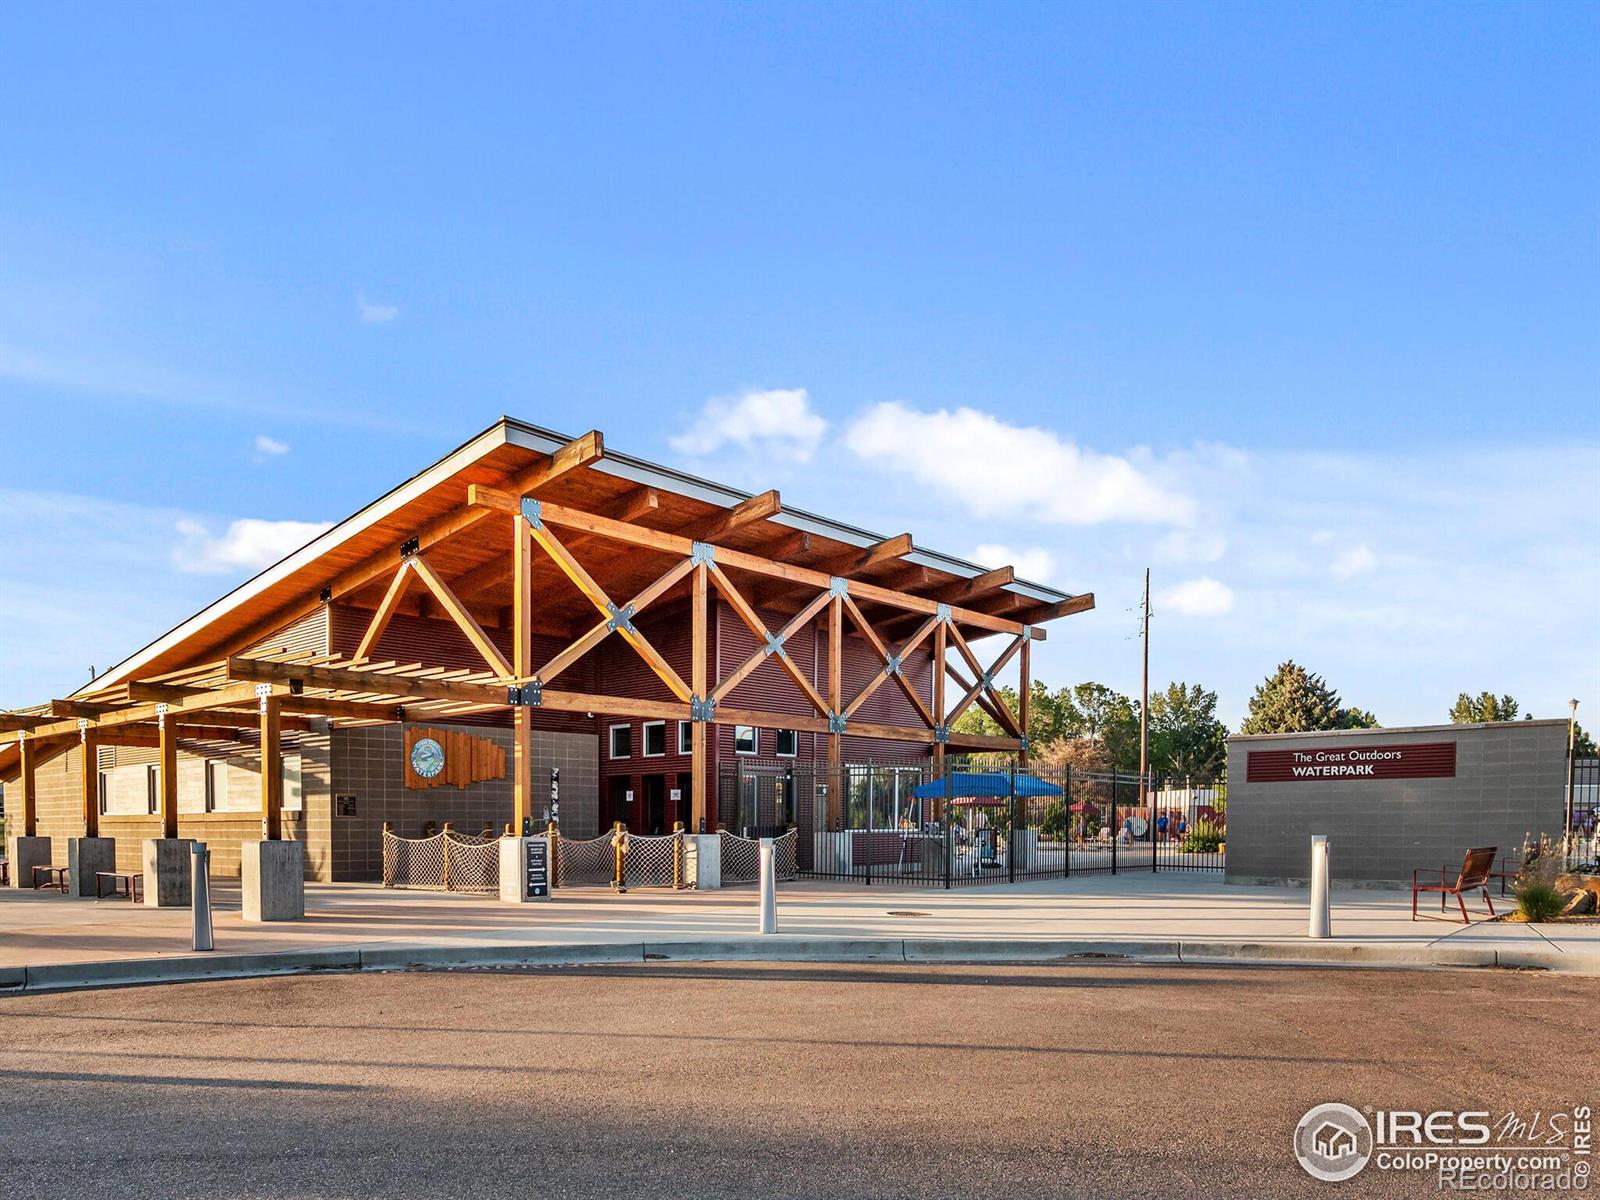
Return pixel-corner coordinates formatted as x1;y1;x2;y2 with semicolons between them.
0;962;1590;1198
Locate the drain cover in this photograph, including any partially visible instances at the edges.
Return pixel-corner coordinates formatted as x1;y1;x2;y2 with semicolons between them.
887;910;932;918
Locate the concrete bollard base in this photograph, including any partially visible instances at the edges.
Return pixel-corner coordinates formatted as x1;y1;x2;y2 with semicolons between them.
241;840;305;922
66;837;116;898
142;838;195;907
692;833;722;889
6;836;51;889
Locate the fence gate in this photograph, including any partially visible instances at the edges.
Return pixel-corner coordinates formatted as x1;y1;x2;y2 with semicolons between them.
718;759;1225;886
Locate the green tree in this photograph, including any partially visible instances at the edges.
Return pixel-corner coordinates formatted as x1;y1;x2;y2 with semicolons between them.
1148;682;1227;778
1449;692;1520;723
1573;721;1596;758
1239;661;1377;735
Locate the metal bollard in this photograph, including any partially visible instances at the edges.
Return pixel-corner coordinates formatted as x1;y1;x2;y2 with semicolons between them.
1308;835;1331;939
191;841;214;952
757;837;777;934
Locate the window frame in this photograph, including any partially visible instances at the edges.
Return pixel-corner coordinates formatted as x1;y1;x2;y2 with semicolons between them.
146;763;160;815
733;725;759;756
773;729;799;758
677;721;694;755
609;723;633;760
642;720;667;758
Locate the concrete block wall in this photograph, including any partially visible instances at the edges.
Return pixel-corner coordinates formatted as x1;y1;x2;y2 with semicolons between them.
329;724;598;881
1226;721;1569;887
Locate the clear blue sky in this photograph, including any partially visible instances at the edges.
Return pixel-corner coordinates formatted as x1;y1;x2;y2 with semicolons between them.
2;3;1596;727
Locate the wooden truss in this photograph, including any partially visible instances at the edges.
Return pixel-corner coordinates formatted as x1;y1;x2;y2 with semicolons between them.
3;431;1093;839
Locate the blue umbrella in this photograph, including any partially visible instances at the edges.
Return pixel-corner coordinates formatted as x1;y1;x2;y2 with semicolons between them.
911;772;1063;800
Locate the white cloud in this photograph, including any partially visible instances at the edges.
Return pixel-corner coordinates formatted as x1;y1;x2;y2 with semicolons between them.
843;402;1193;525
358;296;399;324
973;543;1055;584
1158;576;1235;617
253;434;290;458
173;517;333;575
1331;543;1377;578
1155;529;1226;563
670;387;828;463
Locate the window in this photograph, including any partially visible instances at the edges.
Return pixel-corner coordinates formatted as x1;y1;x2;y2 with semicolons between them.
678;721;694;755
774;729;798;758
146;764;160;815
642;721;666;757
97;772;110;815
609;724;632;759
733;726;758;756
204;759;226;813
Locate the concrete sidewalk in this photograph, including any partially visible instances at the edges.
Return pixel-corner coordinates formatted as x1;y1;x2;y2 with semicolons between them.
3;872;1597;991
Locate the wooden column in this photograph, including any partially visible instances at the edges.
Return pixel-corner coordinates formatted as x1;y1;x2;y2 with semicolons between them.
827;594;842;828
17;737;38;838
158;710;179;839
80;726;99;837
260;695;283;841
512;514;535;832
1018;634;1032;769
690;562;709;832
932;619;947;819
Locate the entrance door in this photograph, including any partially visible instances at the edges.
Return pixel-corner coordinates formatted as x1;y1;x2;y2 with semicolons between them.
675;772;692;832
608;776;632;830
643;774;666;835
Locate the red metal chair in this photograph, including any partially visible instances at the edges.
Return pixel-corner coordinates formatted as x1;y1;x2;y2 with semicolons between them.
1412;847;1498;924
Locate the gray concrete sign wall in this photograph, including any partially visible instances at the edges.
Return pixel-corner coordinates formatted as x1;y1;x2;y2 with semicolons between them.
1226;721;1569;887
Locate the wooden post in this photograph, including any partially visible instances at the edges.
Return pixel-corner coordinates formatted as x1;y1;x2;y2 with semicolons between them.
512;514;534;833
17;737;38;838
158;710;179;839
80;726;99;837
932;619;947;821
827;594;842;828
1019;634;1032;770
260;695;283;841
690;561;709;832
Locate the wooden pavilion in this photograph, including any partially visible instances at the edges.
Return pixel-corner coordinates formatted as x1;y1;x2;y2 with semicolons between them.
0;417;1092;883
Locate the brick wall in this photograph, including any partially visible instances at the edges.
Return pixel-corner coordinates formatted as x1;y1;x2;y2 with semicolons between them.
1225;721;1568;887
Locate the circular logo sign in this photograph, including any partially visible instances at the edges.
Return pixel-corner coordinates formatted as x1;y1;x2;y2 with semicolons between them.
410;736;445;780
1294;1103;1373;1182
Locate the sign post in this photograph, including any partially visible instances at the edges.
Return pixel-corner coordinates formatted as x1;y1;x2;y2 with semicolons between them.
499;835;552;904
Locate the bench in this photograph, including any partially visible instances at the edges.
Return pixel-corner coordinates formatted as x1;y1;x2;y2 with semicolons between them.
33;864;69;891
95;870;144;903
1412;847;1497;924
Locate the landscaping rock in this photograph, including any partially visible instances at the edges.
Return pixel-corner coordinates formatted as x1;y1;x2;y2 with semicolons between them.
1554;873;1600;900
1560;889;1596;917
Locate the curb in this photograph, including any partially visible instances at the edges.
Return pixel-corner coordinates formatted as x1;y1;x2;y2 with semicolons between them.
3;936;1595;994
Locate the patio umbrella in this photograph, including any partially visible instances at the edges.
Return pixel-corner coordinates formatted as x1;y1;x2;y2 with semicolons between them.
911;772;1064;800
1068;800;1100;815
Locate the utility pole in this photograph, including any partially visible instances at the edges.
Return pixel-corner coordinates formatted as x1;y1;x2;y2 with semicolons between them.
1139;567;1150;813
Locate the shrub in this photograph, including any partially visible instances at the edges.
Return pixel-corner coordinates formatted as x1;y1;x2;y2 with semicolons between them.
1515;882;1566;923
1039;801;1067;840
1180;818;1223;853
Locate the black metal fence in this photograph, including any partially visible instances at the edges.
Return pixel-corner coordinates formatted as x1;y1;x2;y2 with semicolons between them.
716;759;1225;887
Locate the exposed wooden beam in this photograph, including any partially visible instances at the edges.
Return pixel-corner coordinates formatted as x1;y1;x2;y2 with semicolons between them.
50;699;119;719
466;489;1037;638
409;555;514;678
27;682;283;740
817;533;913;577
0;714;48;733
684;489;781;542
355;561;416;660
128;681;202;703
1022;592;1096;621
932;565;1014;605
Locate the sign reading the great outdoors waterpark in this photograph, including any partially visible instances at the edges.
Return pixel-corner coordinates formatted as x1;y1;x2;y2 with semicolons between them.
1247;741;1457;783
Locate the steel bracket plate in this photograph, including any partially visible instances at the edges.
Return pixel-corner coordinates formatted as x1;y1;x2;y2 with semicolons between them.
605;602;636;634
829;576;849;599
933;724;950;744
690;695;715;722
520;497;542;529
690;541;716;567
828;712;848;734
936;603;952;623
